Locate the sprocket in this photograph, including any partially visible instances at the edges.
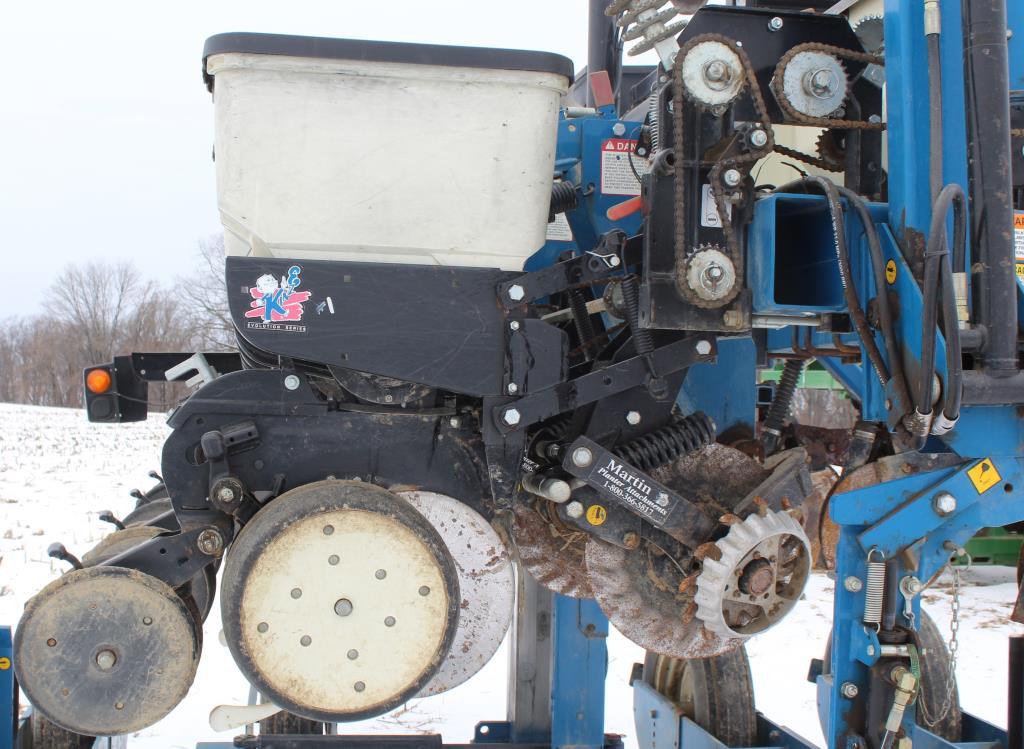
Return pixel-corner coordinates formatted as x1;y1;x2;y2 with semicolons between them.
677;244;740;308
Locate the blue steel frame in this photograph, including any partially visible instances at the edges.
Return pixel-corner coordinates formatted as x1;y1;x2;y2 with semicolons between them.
1;627;11;749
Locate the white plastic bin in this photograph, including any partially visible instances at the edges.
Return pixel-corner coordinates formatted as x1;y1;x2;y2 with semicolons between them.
203;33;573;270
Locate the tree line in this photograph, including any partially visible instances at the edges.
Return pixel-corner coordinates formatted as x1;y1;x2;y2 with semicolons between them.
0;236;233;409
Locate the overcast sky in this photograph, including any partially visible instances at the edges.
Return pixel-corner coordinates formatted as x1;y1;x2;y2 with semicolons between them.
1;1;659;315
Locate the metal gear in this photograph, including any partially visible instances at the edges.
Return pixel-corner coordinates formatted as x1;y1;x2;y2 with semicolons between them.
816;129;847;171
680;40;745;108
780;50;848;118
694;510;811;640
678;245;739;308
853;15;885;55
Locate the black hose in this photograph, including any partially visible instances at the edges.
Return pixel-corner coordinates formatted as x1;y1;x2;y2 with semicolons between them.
926;32;944;202
836;185;913;420
776;177;891;390
761;359;804;456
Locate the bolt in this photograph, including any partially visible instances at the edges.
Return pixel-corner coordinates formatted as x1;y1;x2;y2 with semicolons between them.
769;16;784;31
612;122;626;136
216;485;237;504
507;284;525;302
749;128;769;148
566;501;585;519
723;310;742;327
622;532;640;549
449;416;461;428
284;374;301;391
807;68;838;99
383;393;394;403
509;320;520;331
626;411;642;426
902;576;922;595
571;446;594;467
95;649;117;671
933;491;957;516
656;492;670;507
502;408;521;427
841;682;859;699
197;528;223;556
884;399;893;410
507;382;519;395
723;168;742;187
869;114;882;124
866;645;876;657
843;576;864;593
702;264;725;288
695;339;712;356
703;60;732;92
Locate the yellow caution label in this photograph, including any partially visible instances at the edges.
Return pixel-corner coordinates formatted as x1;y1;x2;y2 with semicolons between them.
586;505;607;526
1017;264;1024;281
885;259;897;285
1015;213;1024;280
0;657;9;670
967;458;1002;494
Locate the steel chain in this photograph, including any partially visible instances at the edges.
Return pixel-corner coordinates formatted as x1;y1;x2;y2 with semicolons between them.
771;42;886;130
671;34;775;309
918;554;965;727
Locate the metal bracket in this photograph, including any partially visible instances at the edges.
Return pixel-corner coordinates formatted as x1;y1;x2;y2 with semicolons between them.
497;230;626;309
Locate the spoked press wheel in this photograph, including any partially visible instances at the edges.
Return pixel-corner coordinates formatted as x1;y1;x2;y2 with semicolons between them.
642;647;757;748
221;480;460;723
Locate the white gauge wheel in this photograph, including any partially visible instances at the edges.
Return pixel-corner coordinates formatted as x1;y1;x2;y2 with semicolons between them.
221;481;459;722
399;491;514;696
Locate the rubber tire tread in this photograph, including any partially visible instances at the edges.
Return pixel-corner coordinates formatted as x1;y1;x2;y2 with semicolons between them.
260;710;325;735
643;647;757;747
22;714;95;749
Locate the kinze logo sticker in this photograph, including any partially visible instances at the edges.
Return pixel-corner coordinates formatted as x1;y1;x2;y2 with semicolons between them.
245;265;312;332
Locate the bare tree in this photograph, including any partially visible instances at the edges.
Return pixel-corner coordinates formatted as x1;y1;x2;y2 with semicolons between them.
182;234;234;349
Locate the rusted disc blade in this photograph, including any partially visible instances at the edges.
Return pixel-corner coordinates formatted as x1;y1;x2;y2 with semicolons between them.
584;444;769;658
511;500;593;598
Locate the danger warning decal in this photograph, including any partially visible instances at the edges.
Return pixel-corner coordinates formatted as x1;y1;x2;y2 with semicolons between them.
600;139;649;197
1015;213;1024;280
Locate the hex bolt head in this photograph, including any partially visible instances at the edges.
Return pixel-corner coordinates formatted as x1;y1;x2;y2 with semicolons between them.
612;122;626;136
449;416;461;428
502;408;522;427
622;532;640;549
95;649;117;671
841;682;859;699
626;411;642;426
571;446;594;467
284;374;301;391
509;320;521;331
216;485;237;503
723;169;742;187
843;576;863;593
197;528;224;556
695;340;712;356
507;284;526;302
769;16;784;31
749;129;769;148
932;491;957;516
566;501;585;519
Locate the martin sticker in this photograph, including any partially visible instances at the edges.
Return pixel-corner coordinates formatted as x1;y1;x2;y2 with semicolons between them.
586;455;675;526
245;265;312;333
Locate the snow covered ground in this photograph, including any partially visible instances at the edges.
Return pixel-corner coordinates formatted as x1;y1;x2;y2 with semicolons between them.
0;401;1020;748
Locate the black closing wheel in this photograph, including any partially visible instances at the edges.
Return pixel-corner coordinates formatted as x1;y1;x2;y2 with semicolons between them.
260;710;324;736
820;609;961;741
641;647;757;747
14;566;201;736
16;713;95;749
220;480;460;723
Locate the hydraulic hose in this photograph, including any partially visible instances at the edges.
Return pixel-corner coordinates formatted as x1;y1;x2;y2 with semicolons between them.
776;176;891;391
835;185;913;421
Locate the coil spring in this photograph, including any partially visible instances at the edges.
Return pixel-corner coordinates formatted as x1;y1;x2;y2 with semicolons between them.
569;289;596;361
620;274;655;356
647;91;660;153
549;180;579;222
761;359;804;455
617;411;716;472
606;0;687;57
863;552;886;629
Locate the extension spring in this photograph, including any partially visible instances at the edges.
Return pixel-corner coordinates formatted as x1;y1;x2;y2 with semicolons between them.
606;0;687;56
617;411;716;472
863;550;886;629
